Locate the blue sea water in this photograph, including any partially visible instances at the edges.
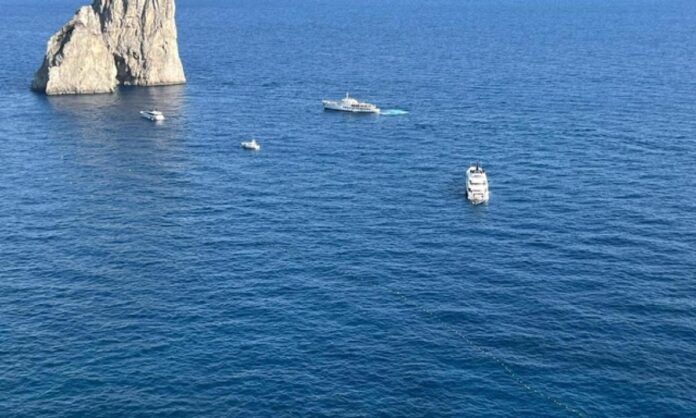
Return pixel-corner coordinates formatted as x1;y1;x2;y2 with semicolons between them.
1;0;695;416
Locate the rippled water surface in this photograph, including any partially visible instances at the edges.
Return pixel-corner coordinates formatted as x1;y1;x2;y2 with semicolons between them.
1;0;695;416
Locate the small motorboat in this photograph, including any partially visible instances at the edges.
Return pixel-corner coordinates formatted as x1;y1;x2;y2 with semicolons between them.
466;163;490;205
241;139;261;151
140;110;165;122
322;93;380;114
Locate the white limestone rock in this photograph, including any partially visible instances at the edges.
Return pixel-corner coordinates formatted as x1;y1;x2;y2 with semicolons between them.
32;6;117;95
94;0;186;87
32;0;186;95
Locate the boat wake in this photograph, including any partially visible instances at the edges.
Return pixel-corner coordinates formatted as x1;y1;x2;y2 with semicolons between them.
380;109;409;116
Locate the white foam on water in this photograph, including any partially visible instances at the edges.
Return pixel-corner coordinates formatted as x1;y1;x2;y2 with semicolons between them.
380;109;409;116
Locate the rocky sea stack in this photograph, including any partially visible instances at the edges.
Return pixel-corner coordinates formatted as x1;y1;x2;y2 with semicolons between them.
32;0;186;95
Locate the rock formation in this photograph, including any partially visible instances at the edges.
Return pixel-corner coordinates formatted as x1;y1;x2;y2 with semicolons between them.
32;0;186;95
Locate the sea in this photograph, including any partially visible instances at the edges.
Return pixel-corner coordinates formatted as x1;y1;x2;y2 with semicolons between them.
0;0;695;416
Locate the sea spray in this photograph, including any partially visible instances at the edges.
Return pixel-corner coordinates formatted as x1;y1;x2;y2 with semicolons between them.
380;109;410;116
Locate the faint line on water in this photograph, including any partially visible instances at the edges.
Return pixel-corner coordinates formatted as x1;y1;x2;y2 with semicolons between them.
388;288;587;418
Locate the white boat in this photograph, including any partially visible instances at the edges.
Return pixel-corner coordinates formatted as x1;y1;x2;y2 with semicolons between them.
140;110;165;121
241;139;261;151
466;163;490;205
322;93;380;114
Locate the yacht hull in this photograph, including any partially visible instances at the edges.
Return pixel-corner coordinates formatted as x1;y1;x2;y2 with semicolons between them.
241;141;261;151
140;111;165;122
466;165;490;205
467;192;490;205
323;106;380;114
322;99;380;114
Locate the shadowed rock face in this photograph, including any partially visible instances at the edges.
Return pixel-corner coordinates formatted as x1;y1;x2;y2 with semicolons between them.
32;0;186;95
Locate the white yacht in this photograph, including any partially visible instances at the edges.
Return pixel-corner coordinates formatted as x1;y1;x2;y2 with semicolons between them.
322;93;380;114
241;139;261;151
466;163;490;205
140;110;165;122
